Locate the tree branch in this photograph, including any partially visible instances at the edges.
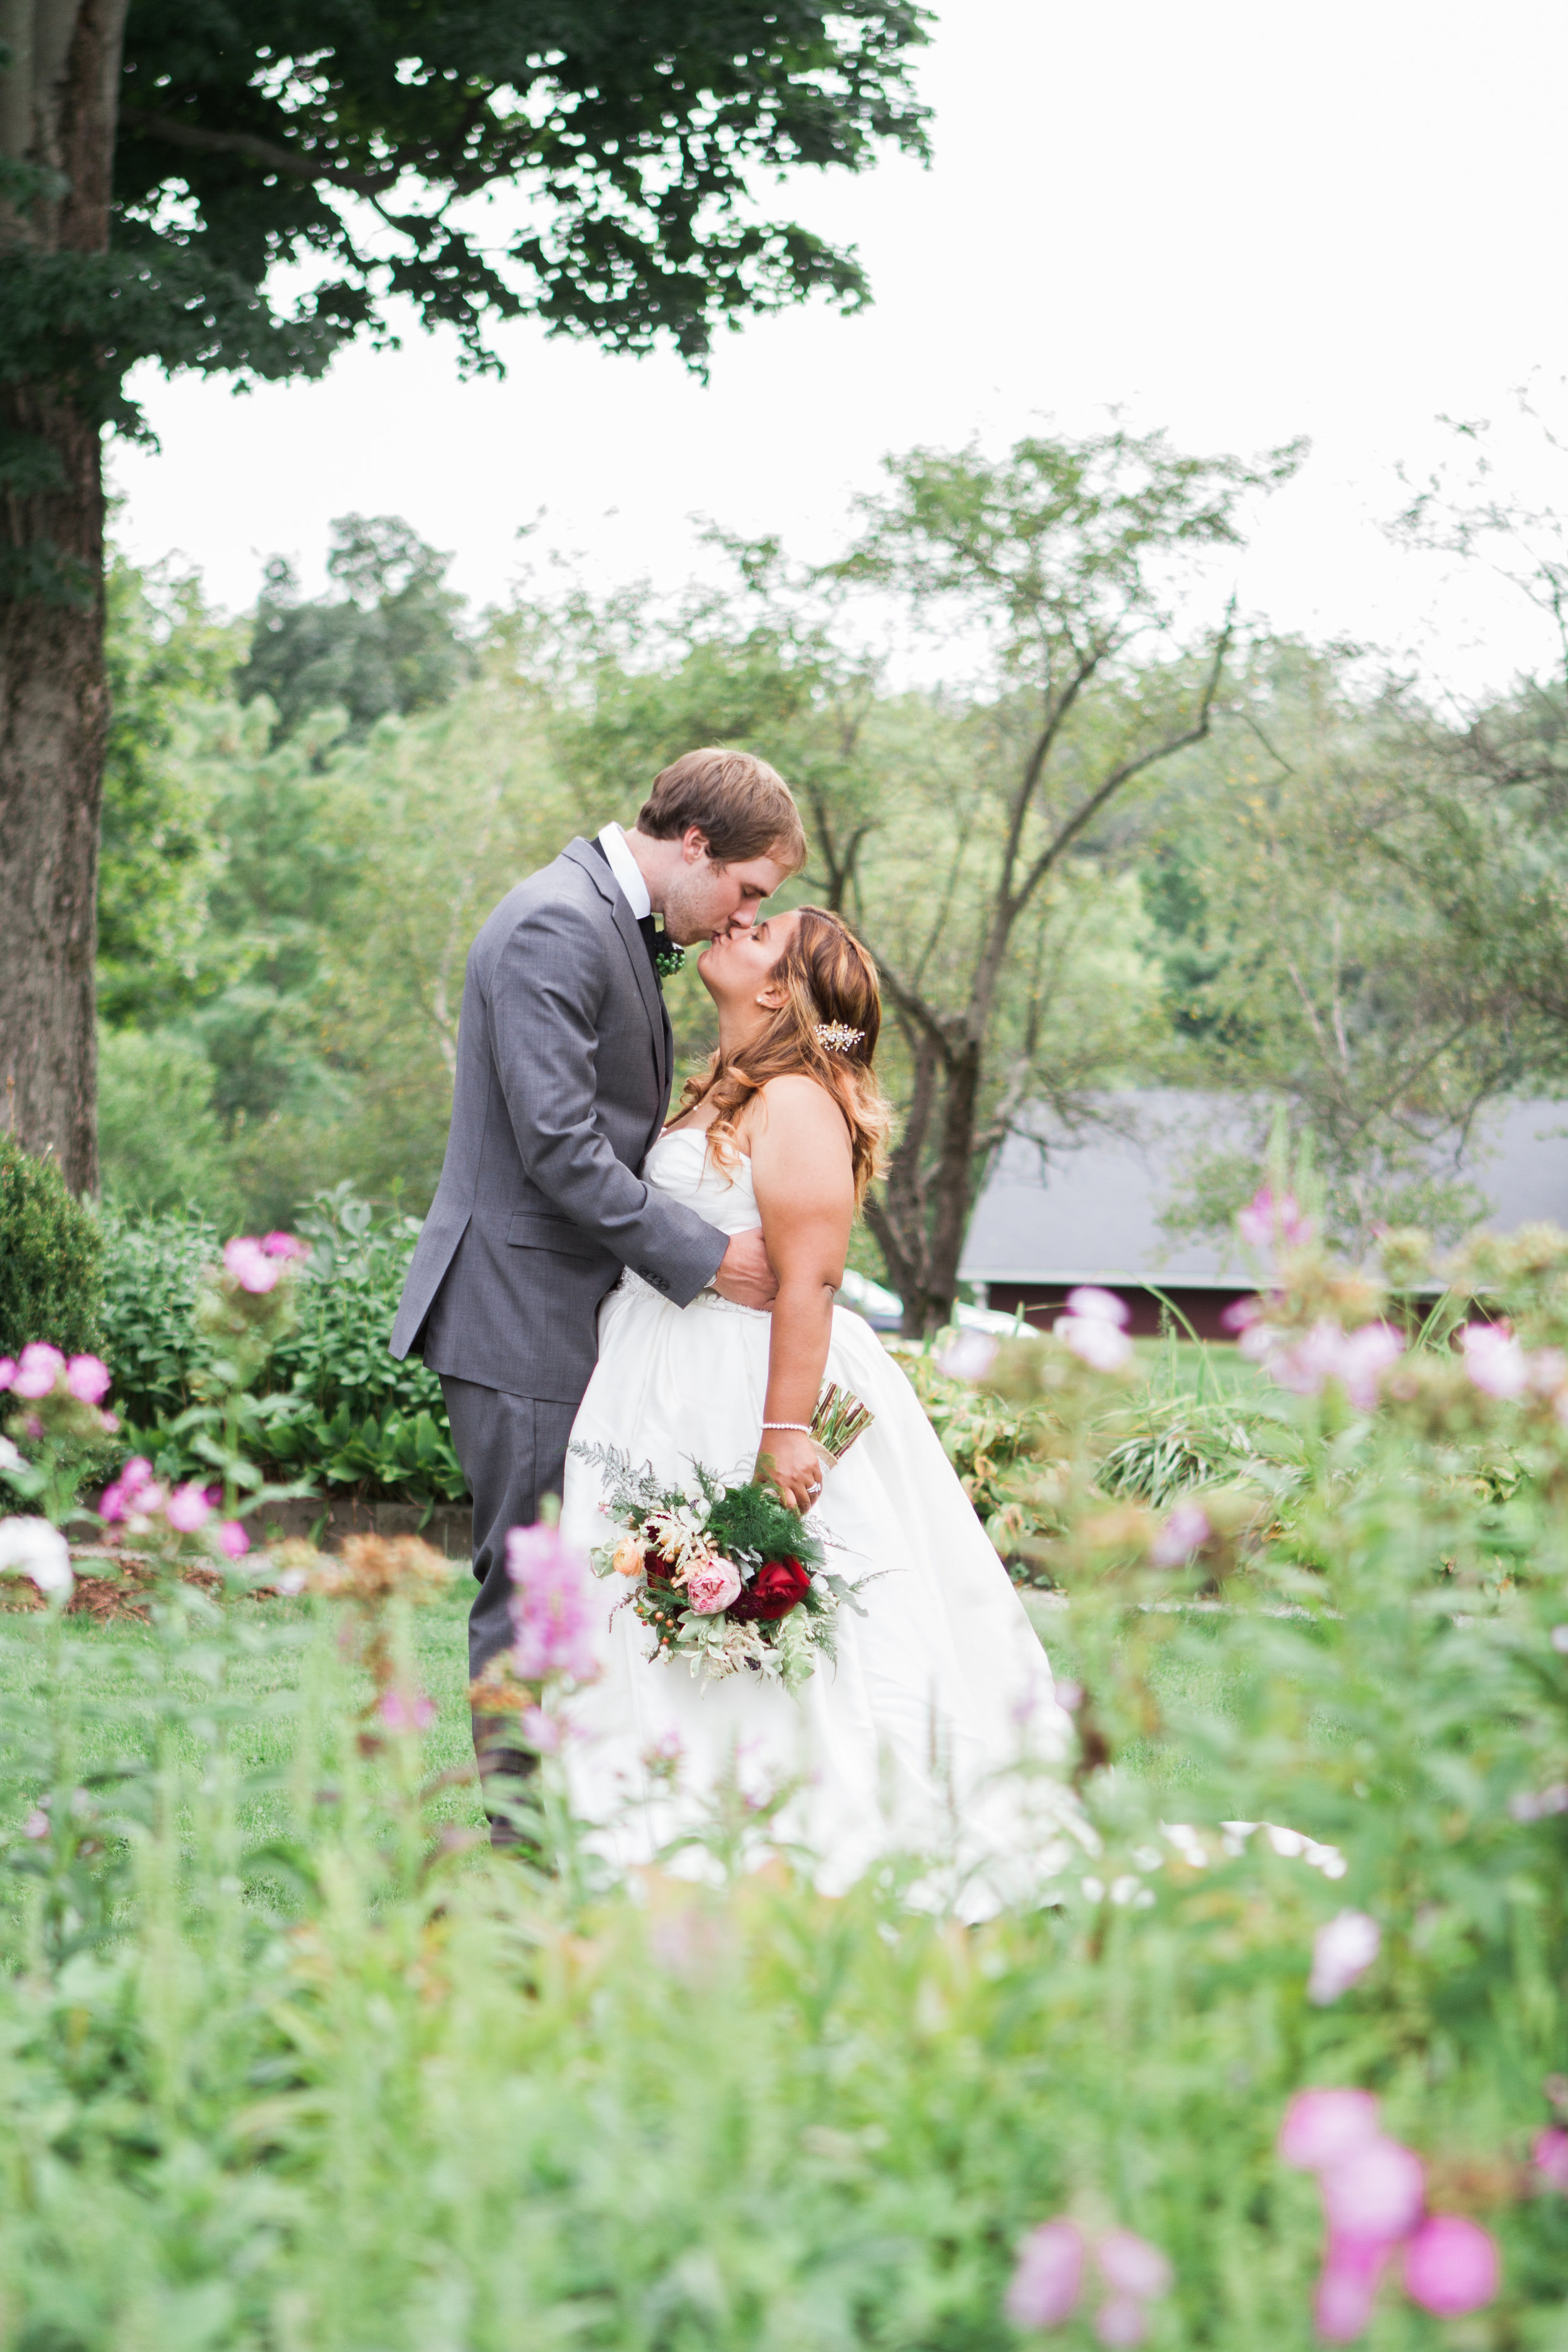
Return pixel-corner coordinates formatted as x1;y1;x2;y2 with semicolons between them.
119;106;406;198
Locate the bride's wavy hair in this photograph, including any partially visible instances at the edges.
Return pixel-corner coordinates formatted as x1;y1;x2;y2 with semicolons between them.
674;906;891;1207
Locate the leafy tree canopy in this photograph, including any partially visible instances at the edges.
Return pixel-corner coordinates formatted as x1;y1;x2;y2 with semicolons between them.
238;514;470;741
2;2;931;440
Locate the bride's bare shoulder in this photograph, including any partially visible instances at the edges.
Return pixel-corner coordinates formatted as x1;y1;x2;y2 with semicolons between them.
748;1073;850;1150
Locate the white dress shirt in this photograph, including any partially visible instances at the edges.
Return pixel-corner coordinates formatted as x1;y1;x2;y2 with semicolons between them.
596;822;652;921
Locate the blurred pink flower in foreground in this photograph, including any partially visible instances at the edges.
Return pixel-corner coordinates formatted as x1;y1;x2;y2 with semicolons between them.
1533;2126;1568;2190
1308;1910;1380;2005
1237;1185;1315;1254
11;1344;65;1400
1278;2089;1382;2171
1151;1500;1211;1569
1004;2221;1170;2342
65;1354;110;1404
1005;2221;1084;2328
378;1688;436;1734
223;1236;280;1295
936;1328;1000;1384
1401;2215;1498;2317
1459;1321;1530;1400
1278;2090;1498;2340
216;1520;249;1559
1056;1286;1134;1372
164;1483;213;1534
260;1231;309;1259
507;1521;599;1681
1240;1318;1403;1409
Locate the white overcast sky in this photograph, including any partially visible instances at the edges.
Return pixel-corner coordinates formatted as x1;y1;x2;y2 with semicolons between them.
113;0;1568;701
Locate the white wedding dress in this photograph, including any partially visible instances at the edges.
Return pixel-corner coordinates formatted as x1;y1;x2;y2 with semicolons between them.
559;1127;1081;1906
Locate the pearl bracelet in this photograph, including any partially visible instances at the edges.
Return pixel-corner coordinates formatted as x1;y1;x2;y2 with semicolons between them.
761;1421;813;1433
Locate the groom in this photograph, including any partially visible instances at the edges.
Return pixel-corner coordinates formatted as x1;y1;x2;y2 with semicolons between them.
389;747;806;1794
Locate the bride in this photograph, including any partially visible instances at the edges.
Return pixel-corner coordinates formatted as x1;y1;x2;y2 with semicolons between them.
560;903;1077;1900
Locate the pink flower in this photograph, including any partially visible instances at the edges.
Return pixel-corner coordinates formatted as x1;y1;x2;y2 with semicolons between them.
1094;2232;1171;2299
0;1359;14;1391
1093;2297;1148;2347
1401;2215;1498;2317
936;1328;999;1384
378;1688;437;1734
1005;2220;1084;2328
1151;1500;1211;1568
216;1520;249;1559
1460;1321;1529;1400
1314;2235;1391;2343
1056;1293;1135;1372
1320;2141;1425;2245
164;1483;213;1534
1220;1295;1264;1335
260;1231;308;1259
21;1807;49;1841
1278;2089;1383;2172
1308;1910;1381;2005
507;1521;599;1681
1066;1285;1131;1328
1238;1185;1314;1253
686;1557;743;1614
1532;2126;1568;2190
520;1704;562;1753
11;1344;65;1400
1334;1324;1405;1409
64;1355;110;1405
223;1237;279;1295
100;1412;119;1434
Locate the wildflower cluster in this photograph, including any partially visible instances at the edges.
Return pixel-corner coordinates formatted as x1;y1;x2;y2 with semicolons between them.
98;1455;249;1558
467;1518;602;1754
1006;2217;1172;2345
1278;2089;1500;2339
191;1229;308;1385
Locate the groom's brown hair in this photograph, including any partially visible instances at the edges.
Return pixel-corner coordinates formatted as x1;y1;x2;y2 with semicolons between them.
637;748;805;870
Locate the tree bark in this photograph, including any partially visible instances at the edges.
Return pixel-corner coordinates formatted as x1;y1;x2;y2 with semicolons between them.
0;0;129;1192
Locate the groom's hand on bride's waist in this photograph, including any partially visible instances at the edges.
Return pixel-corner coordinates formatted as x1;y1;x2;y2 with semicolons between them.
712;1229;778;1310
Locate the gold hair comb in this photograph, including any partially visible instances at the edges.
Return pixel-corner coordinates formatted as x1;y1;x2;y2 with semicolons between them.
816;1022;864;1053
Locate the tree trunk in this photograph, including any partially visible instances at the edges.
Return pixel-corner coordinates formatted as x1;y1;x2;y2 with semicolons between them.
0;0;129;1192
0;386;106;1190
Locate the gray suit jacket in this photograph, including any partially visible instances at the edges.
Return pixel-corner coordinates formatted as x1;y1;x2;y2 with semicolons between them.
389;837;728;1402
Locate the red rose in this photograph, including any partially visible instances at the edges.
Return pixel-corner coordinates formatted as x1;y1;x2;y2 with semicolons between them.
729;1556;811;1623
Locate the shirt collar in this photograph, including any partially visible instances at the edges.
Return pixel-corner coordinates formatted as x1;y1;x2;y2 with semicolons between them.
596;822;652;922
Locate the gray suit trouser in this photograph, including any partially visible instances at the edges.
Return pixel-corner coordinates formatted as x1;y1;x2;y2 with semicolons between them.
440;1376;578;1772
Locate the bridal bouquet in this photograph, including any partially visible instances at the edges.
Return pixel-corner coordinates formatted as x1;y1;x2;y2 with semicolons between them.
571;1444;864;1692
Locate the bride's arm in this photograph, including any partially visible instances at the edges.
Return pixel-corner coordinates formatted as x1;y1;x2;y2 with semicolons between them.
747;1075;856;1513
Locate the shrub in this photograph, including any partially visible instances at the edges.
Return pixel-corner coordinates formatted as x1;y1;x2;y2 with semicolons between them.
0;1136;103;1360
99;1185;465;1501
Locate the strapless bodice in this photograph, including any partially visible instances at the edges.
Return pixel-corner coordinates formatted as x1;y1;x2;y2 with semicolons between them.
643;1125;761;1238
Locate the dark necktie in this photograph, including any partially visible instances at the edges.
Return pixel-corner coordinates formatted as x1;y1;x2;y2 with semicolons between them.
588;835;662;984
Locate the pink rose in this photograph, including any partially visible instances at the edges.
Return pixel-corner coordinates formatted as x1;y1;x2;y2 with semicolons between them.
65;1354;110;1405
686;1557;743;1615
11;1343;65;1400
216;1520;249;1559
261;1231;309;1259
223;1237;279;1295
164;1483;213;1533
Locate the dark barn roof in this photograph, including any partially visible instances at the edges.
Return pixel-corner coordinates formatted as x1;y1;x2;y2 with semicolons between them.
958;1091;1568;1295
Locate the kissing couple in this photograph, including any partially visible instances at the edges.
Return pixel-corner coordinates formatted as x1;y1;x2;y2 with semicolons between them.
391;747;1073;1894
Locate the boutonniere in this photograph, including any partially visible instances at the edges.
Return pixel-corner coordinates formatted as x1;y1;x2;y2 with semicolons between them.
654;933;686;980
